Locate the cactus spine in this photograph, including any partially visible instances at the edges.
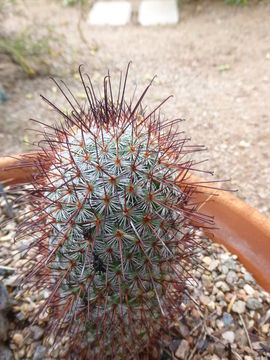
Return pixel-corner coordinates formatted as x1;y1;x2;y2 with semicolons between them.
17;64;211;359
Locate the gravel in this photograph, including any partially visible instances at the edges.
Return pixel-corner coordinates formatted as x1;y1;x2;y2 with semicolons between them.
1;0;270;217
0;185;270;359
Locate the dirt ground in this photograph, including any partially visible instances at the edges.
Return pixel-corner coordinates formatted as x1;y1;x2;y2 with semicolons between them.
0;0;270;216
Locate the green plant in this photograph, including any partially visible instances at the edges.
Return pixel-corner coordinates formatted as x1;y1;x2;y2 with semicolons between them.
224;0;248;5
17;65;212;358
0;28;54;77
0;0;16;12
62;0;90;6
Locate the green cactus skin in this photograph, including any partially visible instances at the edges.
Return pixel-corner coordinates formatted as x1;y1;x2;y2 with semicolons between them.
17;64;213;359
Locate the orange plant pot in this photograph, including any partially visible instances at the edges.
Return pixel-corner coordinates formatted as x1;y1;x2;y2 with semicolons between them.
1;153;270;292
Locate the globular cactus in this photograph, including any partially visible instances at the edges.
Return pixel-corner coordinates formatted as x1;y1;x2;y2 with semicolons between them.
17;64;212;359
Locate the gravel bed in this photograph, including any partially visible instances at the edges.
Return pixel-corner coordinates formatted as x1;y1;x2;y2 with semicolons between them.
0;189;269;359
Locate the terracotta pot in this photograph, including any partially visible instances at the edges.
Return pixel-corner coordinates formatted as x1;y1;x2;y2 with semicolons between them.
1;152;270;292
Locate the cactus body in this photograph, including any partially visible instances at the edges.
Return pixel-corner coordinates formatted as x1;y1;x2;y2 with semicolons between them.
17;65;211;359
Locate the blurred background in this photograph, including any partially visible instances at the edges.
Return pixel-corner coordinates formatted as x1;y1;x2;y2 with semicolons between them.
0;0;269;216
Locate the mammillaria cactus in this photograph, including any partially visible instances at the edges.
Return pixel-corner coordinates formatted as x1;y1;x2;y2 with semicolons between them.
16;64;213;359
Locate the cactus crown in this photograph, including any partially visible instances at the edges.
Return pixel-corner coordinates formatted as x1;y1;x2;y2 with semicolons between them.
17;64;211;359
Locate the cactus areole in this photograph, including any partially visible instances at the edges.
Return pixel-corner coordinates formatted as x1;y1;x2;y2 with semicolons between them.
17;64;214;359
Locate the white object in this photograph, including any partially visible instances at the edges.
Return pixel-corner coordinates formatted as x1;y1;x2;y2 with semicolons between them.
88;1;132;26
138;0;179;26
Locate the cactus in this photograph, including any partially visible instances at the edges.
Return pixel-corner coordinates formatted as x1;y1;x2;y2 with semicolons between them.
17;64;213;359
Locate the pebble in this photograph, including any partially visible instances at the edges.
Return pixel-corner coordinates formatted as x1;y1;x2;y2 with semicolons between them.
175;339;189;359
201;274;212;289
226;270;237;285
216;319;224;329
12;333;24;348
237;289;247;301
235;328;248;346
210;356;220;360
223;259;236;270
222;312;234;327
208;259;219;272
207;300;216;312
199;294;210;306
243;284;255;296
3;275;19;288
30;325;45;341
246;298;263;310
222;330;235;343
203;256;212;266
178;321;189;338
0;345;14;360
216;291;225;301
0;282;10;311
232;300;246;314
261;323;270;333
214;342;225;357
221;265;229;274
0;313;9;342
244;272;255;284
33;345;47;360
215;281;230;292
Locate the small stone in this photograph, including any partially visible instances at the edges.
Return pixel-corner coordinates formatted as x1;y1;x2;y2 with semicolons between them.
220;253;230;262
243;284;255;296
235;328;248;346
239;140;250;148
210;356;220;360
3;275;19;288
221;265;229;274
0;282;10;311
208;259;219;272
215;281;230;292
232;300;246;314
222;312;234;327
202;256;212;266
18;348;25;359
16;312;26;322
178;321;189;338
207;301;216;312
246;298;262;310
33;345;47;360
244;272;255;283
214;343;225;357
201;274;212;289
0;345;14;360
12;333;24;348
199;294;210;306
216;291;225;301
261;323;270;333
237;289;247;301
224;259;236;270
247;320;255;329
259;309;270;325
216;305;223;316
216;319;224;329
226;270;237;285
0;313;9;342
222;331;235;344
30;325;44;341
175;339;189;359
191;308;200;320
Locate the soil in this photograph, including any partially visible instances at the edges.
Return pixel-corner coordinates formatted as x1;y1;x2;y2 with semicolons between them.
0;0;270;219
